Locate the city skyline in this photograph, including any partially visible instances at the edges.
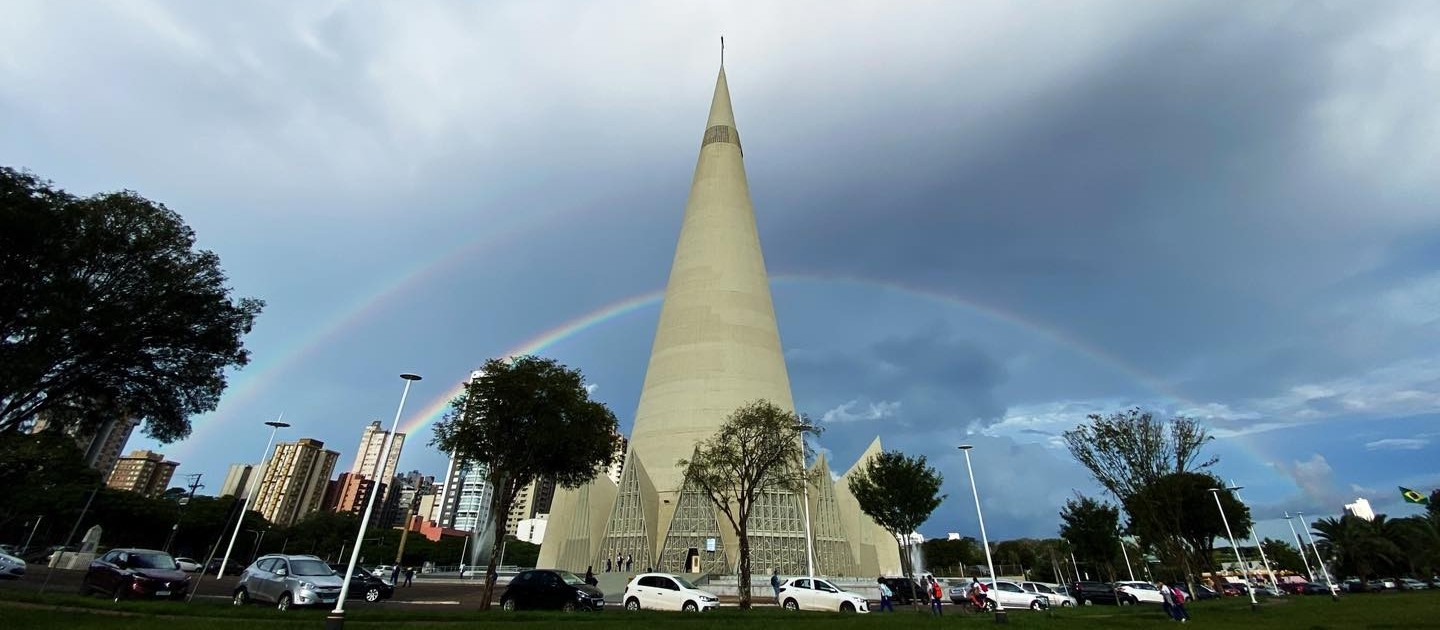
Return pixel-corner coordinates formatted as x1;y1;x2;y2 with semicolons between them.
4;1;1438;545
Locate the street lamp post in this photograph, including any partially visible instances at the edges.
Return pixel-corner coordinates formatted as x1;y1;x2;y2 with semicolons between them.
327;373;420;630
793;421;816;580
1296;511;1339;601
958;445;1006;623
1117;531;1135;582
218;418;289;579
1208;488;1258;611
1283;512;1316;583
1228;485;1279;594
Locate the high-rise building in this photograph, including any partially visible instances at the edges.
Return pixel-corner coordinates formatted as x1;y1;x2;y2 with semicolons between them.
330;472;385;514
350;421;405;481
254;438;339;527
220;463;260;498
32;414;138;476
1345;497;1376;521
105;449;178;497
433;456;495;533
604;437;628;486
539;64;898;576
505;478;556;537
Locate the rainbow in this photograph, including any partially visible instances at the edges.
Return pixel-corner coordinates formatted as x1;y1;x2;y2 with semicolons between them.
391;273;1199;440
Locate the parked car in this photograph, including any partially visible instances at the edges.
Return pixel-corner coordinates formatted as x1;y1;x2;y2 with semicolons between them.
1018;582;1075;607
1114;581;1165;605
1399;578;1428;591
977;579;1050;610
1220;582;1246;596
205;557;245;575
233;554;345;610
174;557;202;572
79;548;190;600
775;577;870;613
621;572;720;611
0;552;26;579
1070;581;1119;605
500;569;604;611
328;564;394;603
879;576;930;604
370;564;398;582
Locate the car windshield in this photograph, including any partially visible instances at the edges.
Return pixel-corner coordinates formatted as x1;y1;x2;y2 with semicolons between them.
130;553;177;569
674;576;697;589
558;571;586;586
291;559;334;576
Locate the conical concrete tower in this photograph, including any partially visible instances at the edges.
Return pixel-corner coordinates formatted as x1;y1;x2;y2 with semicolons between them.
537;64;899;578
629;66;797;518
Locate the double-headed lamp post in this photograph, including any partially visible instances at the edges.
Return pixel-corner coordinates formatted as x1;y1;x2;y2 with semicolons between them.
1227;485;1279;594
1208;488;1258;611
1296;511;1339;601
793;421;816;580
1282;512;1316;584
218;418;289;578
327;373;421;630
958;445;1006;624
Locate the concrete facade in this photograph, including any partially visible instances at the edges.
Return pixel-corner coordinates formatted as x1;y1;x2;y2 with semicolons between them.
538;66;899;578
253;438;339;527
105;449;178;497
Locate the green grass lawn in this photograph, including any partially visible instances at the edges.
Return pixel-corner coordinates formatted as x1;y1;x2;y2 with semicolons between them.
4;591;1440;629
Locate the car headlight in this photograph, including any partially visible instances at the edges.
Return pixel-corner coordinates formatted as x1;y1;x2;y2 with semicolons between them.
299;581;317;591
700;595;718;602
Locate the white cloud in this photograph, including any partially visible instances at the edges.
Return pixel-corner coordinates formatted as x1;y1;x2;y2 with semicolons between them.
1279;454;1345;508
1364;437;1429;451
820;399;901;424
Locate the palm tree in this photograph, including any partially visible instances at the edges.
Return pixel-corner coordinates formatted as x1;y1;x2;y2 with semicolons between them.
1312;515;1402;588
1392;513;1440;578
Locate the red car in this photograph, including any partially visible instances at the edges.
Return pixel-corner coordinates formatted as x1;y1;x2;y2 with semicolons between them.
80;548;191;600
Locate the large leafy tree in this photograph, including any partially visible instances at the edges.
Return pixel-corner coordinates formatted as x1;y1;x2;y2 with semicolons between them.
432;356;618;609
847;450;944;602
1126;471;1250;578
679;400;816;609
1059;495;1122;581
0;167;263;441
1312;514;1402;588
921;536;982;576
1259;537;1308;575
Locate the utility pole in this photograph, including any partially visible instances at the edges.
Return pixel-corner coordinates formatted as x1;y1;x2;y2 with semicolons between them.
164;474;204;552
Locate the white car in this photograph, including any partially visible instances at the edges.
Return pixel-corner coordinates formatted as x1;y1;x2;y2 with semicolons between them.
776;577;870;613
1022;581;1075;607
622;572;720;611
0;552;26;579
370;565;397;582
976;580;1051;610
1114;581;1165;605
175;557;202;572
1400;578;1429;591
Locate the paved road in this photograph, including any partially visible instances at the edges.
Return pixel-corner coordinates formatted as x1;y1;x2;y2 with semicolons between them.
0;567;498;610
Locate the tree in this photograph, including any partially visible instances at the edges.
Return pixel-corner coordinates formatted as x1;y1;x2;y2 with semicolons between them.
921;536;982;576
679;400;816;609
847;450;944;604
1260;537;1308;575
1059;495;1122;581
0;167;263;441
431;356;618;610
1125;472;1250;578
1312;514;1401;588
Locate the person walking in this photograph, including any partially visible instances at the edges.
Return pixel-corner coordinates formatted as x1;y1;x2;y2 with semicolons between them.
877;577;895;612
390;565;401;586
929;577;944;616
605;557;612;573
404;567;415;587
1169;584;1190;622
616;552;623;573
1158;580;1175;619
626;554;633;572
771;569;782;602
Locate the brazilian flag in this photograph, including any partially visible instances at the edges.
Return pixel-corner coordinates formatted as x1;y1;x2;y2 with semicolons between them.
1400;487;1430;505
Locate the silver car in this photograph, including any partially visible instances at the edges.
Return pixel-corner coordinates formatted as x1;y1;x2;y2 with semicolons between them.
233;554;344;610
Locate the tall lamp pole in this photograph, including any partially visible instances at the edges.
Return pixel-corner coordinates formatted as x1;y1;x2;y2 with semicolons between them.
1282;512;1315;583
793;421;816;580
1117;529;1135;582
1208;488;1258;611
218;418;289;579
959;445;1006;623
327;373;420;630
1228;484;1278;594
1296;511;1339;601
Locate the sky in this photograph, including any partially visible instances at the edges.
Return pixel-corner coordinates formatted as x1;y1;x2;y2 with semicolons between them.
4;0;1439;546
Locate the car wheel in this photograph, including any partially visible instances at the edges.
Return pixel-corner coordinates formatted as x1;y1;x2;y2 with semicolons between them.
365;587;381;603
1030;600;1043;611
625;598;641;611
501;598;516;611
783;598;799;611
683;601;699;612
561;601;577;612
1119;596;1133;606
232;588;249;606
1061;600;1073;607
840;602;856;613
111;583;128;602
277;593;292;610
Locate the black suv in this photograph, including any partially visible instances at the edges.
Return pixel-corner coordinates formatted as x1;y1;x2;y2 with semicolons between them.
1070;581;1119;605
879;576;930;604
329;563;394;603
500;569;605;611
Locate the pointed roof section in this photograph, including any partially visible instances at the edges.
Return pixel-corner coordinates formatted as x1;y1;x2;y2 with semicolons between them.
706;67;737;129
